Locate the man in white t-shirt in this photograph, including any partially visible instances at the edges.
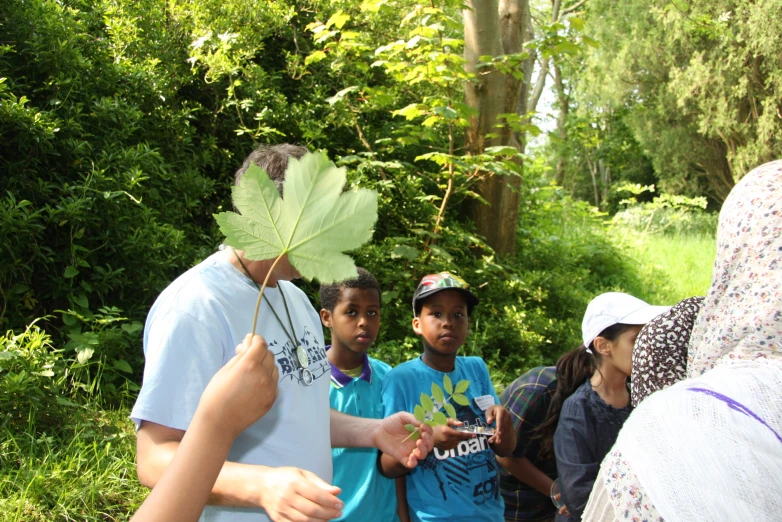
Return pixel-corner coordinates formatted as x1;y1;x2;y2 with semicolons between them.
131;144;433;522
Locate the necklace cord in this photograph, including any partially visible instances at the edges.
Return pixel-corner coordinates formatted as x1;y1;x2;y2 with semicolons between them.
231;248;298;349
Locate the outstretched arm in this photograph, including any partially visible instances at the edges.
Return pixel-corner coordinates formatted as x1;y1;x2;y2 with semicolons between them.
133;335;344;522
330;409;434;468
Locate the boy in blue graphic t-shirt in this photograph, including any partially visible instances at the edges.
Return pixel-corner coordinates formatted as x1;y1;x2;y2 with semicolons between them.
320;268;400;522
380;272;516;522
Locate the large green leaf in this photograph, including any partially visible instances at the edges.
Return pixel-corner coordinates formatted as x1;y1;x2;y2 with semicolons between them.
215;151;378;283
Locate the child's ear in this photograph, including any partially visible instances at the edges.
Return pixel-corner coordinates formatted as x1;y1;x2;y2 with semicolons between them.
593;336;612;357
412;316;422;335
320;309;332;328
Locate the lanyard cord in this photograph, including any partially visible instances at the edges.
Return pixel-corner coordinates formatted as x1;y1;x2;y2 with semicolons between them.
231;248;299;350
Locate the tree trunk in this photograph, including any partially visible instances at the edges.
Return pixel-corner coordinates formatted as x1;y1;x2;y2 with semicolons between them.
463;0;531;258
552;58;569;186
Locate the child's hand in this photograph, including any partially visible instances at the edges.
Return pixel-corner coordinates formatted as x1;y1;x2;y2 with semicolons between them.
433;418;476;451
485;404;512;446
198;334;279;440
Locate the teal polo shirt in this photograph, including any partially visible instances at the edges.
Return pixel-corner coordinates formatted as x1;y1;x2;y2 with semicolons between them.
328;347;399;522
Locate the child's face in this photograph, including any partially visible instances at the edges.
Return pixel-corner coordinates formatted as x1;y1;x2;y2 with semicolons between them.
321;287;381;355
597;324;643;377
413;290;469;356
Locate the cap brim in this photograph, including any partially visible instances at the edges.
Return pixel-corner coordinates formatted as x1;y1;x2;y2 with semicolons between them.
620;305;670;325
413;287;479;311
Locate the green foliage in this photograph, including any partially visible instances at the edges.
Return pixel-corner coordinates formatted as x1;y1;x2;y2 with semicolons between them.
216;153;378;284
612;184;718;236
618;232;716;304
0;0;223;336
0;407;143;521
578;0;782;201
0;321;67;434
403;375;471;440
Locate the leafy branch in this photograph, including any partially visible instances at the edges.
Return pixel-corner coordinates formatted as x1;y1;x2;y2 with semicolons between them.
403;374;470;442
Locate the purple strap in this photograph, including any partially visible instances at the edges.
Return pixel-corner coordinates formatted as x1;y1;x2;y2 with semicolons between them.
688;387;782;444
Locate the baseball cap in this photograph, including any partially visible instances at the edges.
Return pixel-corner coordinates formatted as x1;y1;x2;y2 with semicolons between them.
582;292;670;349
412;272;479;314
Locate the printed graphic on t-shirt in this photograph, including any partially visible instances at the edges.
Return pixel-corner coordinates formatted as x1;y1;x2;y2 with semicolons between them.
422;399;499;504
269;325;329;385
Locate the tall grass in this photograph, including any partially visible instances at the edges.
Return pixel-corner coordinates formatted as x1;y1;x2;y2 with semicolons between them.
617;230;716;305
0;408;145;521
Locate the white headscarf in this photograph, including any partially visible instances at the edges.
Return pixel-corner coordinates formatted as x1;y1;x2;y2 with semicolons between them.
583;160;782;522
687;159;782;376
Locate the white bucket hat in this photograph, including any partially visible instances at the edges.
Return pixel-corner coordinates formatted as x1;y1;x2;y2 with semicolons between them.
582;292;670;351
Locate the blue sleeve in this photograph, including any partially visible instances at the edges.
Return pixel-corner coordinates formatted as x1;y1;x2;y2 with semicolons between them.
131;307;228;431
553;398;597;520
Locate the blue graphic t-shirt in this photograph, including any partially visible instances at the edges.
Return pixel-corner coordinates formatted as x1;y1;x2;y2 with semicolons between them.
382;356;504;522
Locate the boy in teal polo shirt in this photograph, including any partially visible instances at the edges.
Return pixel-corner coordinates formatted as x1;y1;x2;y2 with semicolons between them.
320;268;400;521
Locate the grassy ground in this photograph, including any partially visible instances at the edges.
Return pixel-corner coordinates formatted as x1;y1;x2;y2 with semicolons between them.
617;230;716;305
0;408;145;521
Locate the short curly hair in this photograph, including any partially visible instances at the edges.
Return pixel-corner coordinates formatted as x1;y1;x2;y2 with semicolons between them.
319;267;381;312
234;143;309;198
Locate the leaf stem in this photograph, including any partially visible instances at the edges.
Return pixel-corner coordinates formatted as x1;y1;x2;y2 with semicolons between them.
250;253;286;336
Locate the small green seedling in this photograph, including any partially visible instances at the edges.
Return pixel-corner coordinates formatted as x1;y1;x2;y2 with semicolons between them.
403;374;471;442
215;151;378;334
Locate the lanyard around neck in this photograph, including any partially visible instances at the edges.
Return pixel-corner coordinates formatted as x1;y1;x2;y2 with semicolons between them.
230;248;299;352
230;248;314;385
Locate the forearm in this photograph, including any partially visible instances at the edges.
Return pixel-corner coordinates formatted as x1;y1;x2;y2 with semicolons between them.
495;455;553;497
137;424;273;509
396;476;410;522
330;409;380;448
490;429;516;457
379;452;410;478
132;413;234;521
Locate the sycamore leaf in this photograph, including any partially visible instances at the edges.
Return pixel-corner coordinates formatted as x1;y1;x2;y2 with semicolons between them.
215;151;378;284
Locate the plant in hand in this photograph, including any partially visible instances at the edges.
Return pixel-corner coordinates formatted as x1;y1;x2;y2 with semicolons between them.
215;151;378;334
403;374;470;442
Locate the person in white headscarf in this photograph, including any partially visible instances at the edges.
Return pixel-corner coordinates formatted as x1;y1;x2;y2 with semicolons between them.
583;159;782;522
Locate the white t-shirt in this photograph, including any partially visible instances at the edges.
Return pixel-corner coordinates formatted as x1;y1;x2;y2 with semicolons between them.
131;250;331;522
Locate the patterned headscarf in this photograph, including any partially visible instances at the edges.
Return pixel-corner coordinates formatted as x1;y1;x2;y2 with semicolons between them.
631;296;704;407
584;160;782;522
687;160;782;377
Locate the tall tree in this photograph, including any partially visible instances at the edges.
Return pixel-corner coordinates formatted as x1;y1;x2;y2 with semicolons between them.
579;0;782;202
462;0;531;257
463;0;591;256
